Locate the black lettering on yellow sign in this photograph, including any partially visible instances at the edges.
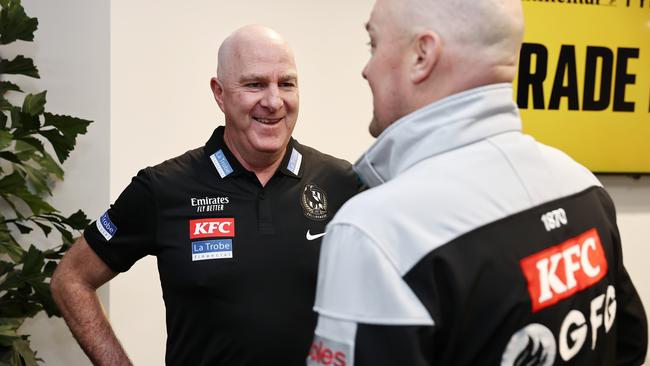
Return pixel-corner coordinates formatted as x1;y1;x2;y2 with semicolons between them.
517;43;640;112
625;0;649;7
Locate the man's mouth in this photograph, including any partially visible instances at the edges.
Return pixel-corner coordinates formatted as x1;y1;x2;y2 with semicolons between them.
253;117;284;125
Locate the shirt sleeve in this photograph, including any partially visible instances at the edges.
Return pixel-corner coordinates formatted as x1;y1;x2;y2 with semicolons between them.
309;223;434;366
84;168;157;272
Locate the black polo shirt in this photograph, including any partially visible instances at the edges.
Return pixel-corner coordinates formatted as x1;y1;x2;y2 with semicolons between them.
84;126;359;366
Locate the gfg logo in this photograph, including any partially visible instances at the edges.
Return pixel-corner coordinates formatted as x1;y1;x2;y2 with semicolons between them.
189;218;235;239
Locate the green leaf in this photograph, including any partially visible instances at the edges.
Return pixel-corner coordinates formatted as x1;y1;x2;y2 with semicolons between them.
0;56;39;78
0;172;55;215
9;107;21;129
17;164;52;196
0;261;13;276
0;229;24;262
0;318;22;347
21;92;46;117
34;150;63;180
33;221;52;237
37;129;71;164
13;338;39;366
41;113;91;163
0;130;11;150
0;271;23;292
52;223;73;245
0;81;21;95
11;222;31;235
21;246;44;276
29;281;59;317
0;0;38;45
42;261;56;277
14;112;40;133
43;113;90;140
0;299;42;319
64;210;90;230
0;151;22;164
15;137;43;154
0;171;24;192
0;97;12;111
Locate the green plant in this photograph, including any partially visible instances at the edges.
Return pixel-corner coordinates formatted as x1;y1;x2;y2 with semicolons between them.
0;0;92;364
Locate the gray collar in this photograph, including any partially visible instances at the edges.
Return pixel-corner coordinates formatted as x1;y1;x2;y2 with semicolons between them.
354;83;522;188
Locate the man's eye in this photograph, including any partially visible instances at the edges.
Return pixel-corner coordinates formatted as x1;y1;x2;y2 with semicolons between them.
367;41;376;53
280;82;296;88
246;83;263;88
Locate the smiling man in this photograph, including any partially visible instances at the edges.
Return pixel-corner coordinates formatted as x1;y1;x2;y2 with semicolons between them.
51;25;358;366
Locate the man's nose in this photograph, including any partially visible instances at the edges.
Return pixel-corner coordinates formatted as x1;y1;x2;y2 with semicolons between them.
361;63;369;80
260;85;283;110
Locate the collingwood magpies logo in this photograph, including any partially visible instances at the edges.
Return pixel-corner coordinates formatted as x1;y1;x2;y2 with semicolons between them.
501;324;555;366
301;183;328;220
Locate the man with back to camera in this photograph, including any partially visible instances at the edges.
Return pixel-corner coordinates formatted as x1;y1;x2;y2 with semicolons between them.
308;0;648;365
50;25;359;366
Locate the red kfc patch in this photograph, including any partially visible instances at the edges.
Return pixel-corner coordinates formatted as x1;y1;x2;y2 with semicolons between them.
189;218;235;239
520;228;608;312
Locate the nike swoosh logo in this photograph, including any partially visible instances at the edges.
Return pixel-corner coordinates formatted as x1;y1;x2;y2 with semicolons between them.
306;230;326;241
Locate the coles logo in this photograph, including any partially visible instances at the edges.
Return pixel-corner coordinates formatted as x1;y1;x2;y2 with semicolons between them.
189;218;235;239
520;228;608;312
308;338;349;366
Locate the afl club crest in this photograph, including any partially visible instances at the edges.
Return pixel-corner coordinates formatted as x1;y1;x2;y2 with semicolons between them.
301;184;328;220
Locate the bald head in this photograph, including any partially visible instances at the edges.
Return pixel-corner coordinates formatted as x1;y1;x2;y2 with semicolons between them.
362;0;525;136
389;0;524;75
217;25;296;82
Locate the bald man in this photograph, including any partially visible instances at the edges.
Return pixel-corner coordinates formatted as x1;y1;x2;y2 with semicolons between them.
51;25;358;366
309;0;647;365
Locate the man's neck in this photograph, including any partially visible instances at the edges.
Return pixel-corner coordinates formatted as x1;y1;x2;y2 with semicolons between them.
223;132;287;187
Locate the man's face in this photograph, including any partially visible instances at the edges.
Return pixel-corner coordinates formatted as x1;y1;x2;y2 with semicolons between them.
363;0;411;138
214;39;299;157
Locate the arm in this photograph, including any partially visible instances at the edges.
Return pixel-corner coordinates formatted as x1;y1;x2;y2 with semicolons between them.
310;223;435;366
51;236;132;366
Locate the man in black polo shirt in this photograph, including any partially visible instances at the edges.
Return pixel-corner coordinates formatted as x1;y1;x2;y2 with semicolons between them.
51;25;359;366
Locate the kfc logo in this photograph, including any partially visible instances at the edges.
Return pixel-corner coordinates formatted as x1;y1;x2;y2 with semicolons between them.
308;338;349;366
520;228;608;312
189;218;235;239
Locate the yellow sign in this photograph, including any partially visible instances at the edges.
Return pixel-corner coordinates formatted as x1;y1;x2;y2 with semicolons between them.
515;0;650;173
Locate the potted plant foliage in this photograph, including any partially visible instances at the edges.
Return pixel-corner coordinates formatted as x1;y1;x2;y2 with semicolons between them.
1;0;92;364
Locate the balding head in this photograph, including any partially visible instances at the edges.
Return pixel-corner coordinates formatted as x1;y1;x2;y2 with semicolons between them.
394;0;524;71
217;25;296;82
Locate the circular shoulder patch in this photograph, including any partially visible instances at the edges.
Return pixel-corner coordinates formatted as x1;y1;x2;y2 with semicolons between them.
301;183;328;221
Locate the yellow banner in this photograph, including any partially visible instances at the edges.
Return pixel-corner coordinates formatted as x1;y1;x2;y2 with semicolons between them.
515;0;650;173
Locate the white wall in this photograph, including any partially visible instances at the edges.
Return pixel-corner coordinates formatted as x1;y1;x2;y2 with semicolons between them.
9;1;648;365
6;1;110;365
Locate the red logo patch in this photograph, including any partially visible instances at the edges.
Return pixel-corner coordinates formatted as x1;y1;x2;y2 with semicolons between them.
520;228;608;312
189;218;235;239
308;340;348;366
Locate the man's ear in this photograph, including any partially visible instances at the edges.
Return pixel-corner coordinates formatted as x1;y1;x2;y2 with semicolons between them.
410;31;440;84
210;77;226;113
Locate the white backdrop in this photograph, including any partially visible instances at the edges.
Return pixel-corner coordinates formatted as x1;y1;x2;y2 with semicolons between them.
12;1;650;365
